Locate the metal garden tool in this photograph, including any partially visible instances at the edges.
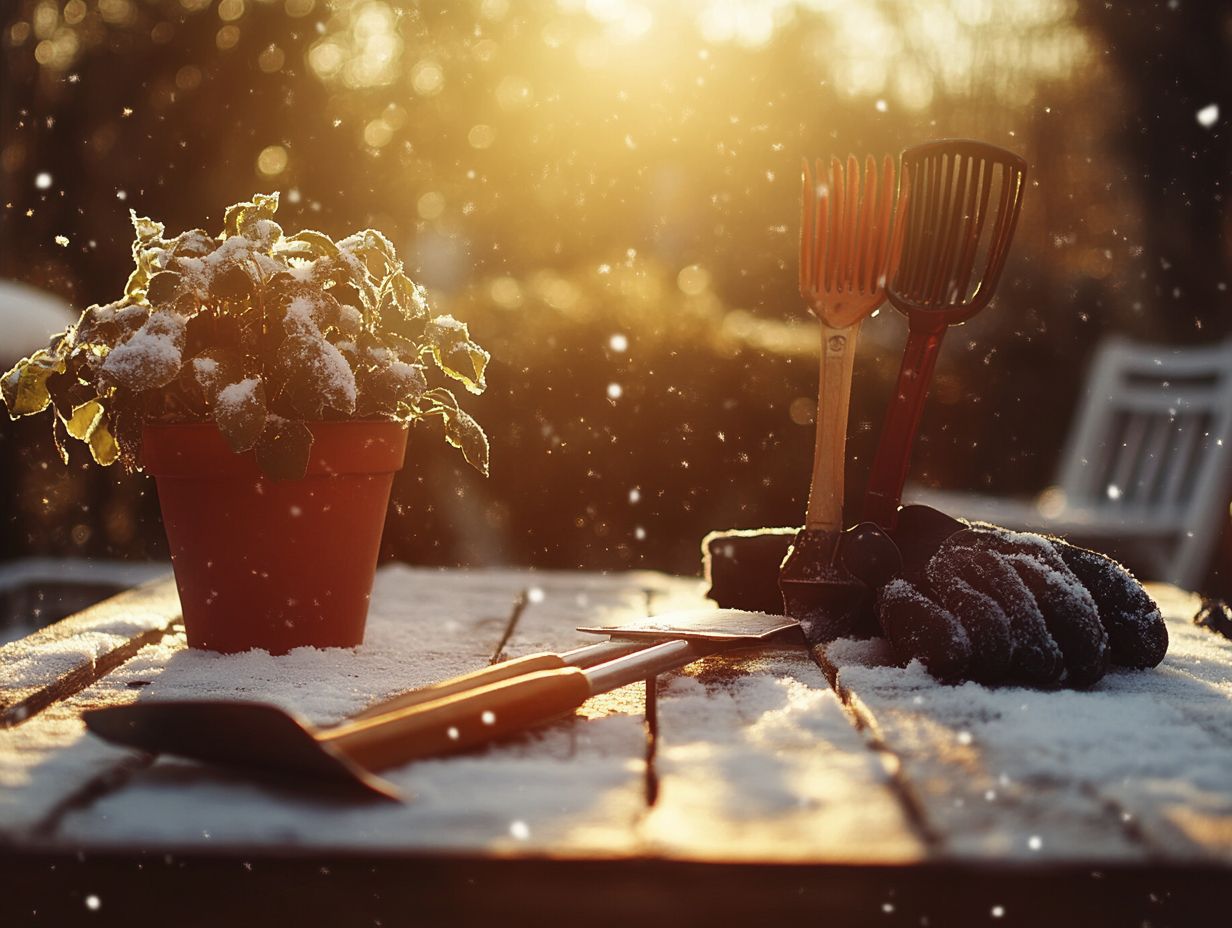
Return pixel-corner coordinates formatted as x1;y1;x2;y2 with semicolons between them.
83;609;800;801
862;139;1027;531
779;154;902;641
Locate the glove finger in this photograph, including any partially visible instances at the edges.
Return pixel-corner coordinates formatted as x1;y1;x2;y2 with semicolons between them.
878;579;971;682
925;553;1014;683
935;538;1064;685
1001;552;1108;687
1055;543;1168;668
964;529;1109;688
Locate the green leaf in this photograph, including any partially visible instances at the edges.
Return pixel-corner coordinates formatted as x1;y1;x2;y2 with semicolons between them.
145;271;183;308
181;348;244;406
424;315;489;395
130;211;165;247
99;312;186;392
422;387;489;476
65;399;104;441
51;415;70;465
46;368;92;421
223;192;280;239
212;262;255;301
87;415;119;466
74;303;120;345
385;271;430;321
356;360;427;418
2;349;67;418
170;228;216;258
256;416;312;481
277;334;357;418
278;230;340;260
214;377;267;453
125;211;169;300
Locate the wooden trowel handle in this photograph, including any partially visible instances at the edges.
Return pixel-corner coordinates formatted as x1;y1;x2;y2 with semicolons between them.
322;668;593;771
350;653;570;721
806;321;860;532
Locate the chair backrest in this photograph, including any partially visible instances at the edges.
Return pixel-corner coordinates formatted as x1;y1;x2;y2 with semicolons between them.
1056;337;1232;587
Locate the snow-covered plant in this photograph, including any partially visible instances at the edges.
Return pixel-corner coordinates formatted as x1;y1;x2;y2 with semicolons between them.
2;193;489;480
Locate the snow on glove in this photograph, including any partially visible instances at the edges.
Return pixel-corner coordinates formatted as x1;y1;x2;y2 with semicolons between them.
842;505;1167;687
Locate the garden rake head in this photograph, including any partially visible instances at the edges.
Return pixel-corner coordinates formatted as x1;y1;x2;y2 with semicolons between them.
863;138;1028;530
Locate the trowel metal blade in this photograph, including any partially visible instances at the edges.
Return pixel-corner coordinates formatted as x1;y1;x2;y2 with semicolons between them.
83;701;402;801
576;607;801;643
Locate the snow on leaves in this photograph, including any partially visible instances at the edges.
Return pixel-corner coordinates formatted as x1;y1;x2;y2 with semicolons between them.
100;311;187;392
1;192;490;481
424;315;490;395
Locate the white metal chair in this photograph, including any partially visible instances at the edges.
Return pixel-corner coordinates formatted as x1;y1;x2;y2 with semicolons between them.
906;337;1232;589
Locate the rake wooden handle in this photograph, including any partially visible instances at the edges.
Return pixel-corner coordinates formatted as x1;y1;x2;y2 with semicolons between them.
805;321;860;532
862;319;948;529
322;668;593;771
350;653;571;721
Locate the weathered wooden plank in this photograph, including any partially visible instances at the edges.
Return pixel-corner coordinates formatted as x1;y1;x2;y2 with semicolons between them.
504;575;926;864
0;577;181;728
1;566;522;845
817;582;1232;863
643;645;926;863
28;568;671;854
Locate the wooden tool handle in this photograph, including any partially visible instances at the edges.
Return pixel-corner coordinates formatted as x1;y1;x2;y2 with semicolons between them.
350;653;569;721
805;322;860;532
322;668;593;771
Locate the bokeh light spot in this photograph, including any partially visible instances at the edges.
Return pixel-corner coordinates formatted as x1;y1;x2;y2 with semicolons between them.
256;144;289;176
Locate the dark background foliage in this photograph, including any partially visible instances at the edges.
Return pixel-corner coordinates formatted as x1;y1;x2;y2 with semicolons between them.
1;0;1228;582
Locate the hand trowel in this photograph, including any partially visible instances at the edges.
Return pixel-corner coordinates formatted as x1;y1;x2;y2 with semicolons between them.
83;608;800;800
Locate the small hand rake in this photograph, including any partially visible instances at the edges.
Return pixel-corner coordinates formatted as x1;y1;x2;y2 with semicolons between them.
779;154;902;641
861;139;1027;531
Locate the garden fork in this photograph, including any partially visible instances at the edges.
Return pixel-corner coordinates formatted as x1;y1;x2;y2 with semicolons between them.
780;154;902;641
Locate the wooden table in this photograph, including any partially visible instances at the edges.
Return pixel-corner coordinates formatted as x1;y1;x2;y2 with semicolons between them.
1;566;1229;926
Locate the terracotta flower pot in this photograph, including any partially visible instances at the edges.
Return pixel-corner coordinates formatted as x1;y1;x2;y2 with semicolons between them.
142;420;408;654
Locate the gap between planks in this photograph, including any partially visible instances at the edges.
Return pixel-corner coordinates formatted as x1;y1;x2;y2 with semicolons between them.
0;578;183;729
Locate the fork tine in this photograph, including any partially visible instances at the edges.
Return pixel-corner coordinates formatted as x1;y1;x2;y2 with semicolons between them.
841;154;859;292
875;153;899;289
854;154;876;293
813;157;828;297
857;155;877;290
825;157;844;293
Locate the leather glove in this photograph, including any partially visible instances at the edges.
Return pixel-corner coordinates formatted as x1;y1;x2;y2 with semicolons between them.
841;505;1168;687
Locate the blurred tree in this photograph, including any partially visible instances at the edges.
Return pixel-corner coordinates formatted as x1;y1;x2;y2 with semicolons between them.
0;0;1226;584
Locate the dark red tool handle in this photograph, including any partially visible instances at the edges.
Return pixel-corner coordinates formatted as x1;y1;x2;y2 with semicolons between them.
862;318;948;529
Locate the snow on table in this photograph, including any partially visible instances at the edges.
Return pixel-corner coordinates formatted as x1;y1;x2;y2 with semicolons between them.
816;584;1232;863
1;568;1228;869
0;565;915;862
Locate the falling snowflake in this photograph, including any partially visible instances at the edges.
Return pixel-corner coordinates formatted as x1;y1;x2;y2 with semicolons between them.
1197;104;1219;128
